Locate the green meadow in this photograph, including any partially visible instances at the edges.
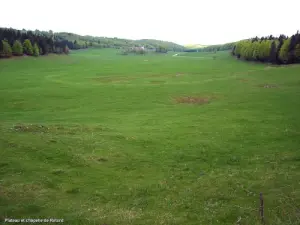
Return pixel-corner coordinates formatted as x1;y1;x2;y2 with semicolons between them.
1;49;300;225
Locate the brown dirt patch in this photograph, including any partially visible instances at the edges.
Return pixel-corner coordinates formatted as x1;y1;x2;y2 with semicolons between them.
12;124;49;133
11;123;108;134
85;155;108;163
259;84;279;89
175;96;211;105
1;183;44;199
146;73;186;78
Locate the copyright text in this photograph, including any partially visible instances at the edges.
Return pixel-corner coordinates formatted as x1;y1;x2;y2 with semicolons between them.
4;218;64;223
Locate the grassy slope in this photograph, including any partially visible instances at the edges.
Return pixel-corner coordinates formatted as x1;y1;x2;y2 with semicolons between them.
1;50;300;225
184;44;207;49
56;33;185;50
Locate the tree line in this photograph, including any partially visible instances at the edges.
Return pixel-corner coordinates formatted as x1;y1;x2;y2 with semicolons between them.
0;28;90;58
232;31;300;64
0;27;186;59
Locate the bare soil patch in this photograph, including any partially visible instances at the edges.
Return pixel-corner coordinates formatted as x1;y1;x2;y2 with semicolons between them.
146;73;186;78
85;155;108;163
174;96;211;105
1;183;44;199
259;84;279;89
13;124;49;133
11;123;108;134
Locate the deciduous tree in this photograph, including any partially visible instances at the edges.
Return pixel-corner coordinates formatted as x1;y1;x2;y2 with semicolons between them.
23;39;33;55
0;40;12;58
279;38;291;63
33;43;40;56
12;40;23;56
269;41;277;63
294;43;300;62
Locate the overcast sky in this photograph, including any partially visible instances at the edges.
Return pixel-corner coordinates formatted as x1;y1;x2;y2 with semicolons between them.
1;0;299;45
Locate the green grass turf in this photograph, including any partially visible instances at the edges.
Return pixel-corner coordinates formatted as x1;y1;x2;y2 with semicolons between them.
1;49;300;225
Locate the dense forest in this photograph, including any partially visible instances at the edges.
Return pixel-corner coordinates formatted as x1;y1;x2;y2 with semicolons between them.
232;31;300;64
0;28;87;58
0;27;185;58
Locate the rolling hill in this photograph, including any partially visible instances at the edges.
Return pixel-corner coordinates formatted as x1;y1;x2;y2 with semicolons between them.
56;32;186;51
184;44;207;49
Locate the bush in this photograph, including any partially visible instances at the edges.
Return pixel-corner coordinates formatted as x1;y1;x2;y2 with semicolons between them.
23;39;33;55
0;40;13;58
12;40;23;56
33;43;40;57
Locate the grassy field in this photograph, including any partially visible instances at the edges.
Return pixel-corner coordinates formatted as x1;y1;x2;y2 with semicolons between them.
1;49;300;225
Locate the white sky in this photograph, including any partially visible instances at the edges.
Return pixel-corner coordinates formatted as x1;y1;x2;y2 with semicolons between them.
1;0;299;45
